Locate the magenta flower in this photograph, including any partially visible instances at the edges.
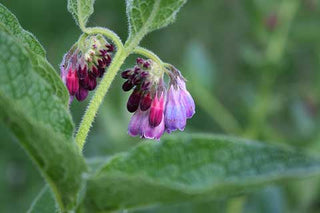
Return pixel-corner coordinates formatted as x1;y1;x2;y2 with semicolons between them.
60;35;114;103
122;59;195;140
66;67;79;96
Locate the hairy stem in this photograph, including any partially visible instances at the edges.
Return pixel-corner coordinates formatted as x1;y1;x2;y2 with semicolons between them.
133;47;164;66
75;48;128;150
84;27;124;50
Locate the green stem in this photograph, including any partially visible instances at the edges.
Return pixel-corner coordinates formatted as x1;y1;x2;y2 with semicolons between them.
84;27;124;50
75;48;128;150
133;46;164;66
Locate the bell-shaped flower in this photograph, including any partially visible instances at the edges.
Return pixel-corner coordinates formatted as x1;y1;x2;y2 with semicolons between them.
165;85;187;133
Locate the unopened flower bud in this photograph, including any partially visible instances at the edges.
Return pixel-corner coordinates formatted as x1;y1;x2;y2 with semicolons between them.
149;92;165;127
140;92;153;111
127;89;142;113
122;80;134;92
66;68;79;96
75;86;88;101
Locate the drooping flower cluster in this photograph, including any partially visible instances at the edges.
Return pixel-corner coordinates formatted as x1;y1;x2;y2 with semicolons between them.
60;35;114;102
121;58;195;140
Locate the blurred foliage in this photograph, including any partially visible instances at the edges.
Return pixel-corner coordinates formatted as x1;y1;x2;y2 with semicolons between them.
1;0;320;212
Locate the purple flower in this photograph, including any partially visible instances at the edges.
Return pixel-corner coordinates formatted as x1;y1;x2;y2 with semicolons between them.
164;86;186;133
177;78;195;118
128;109;146;137
141;113;165;140
122;59;195;140
128;108;165;140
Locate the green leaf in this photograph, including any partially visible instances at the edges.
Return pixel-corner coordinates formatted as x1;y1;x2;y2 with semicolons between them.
84;134;320;211
0;29;86;211
0;3;45;56
28;187;57;213
68;0;96;29
126;0;187;40
0;3;69;105
30;54;70;106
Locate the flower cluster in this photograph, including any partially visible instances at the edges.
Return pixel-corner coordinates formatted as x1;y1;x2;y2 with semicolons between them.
121;58;195;140
60;35;114;102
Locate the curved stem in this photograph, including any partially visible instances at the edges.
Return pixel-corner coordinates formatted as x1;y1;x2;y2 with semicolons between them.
84;27;124;50
75;48;128;151
133;47;163;65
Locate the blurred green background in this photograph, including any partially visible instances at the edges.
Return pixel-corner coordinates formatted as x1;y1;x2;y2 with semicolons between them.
1;0;320;212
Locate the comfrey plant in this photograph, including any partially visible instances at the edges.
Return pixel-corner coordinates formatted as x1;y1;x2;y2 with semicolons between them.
1;1;320;213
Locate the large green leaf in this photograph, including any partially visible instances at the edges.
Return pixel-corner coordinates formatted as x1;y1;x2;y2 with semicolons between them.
126;0;187;40
84;134;320;211
0;3;69;105
0;29;86;211
68;0;96;28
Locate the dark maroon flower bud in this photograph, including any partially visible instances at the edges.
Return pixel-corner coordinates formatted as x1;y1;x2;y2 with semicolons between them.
98;67;105;77
140;92;152;111
136;58;144;65
121;69;132;79
134;67;141;74
141;71;148;77
99;49;107;57
106;44;114;52
75;86;88;101
127;89;142;113
78;65;88;80
98;59;106;69
143;61;151;69
91;65;100;77
81;73;97;91
122;80;134;91
104;55;112;66
66;68;79;96
132;75;143;85
141;81;151;90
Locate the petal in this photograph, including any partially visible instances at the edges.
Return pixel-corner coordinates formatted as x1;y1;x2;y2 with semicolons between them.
164;87;186;132
181;89;195;118
141;114;165;140
128;109;147;137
